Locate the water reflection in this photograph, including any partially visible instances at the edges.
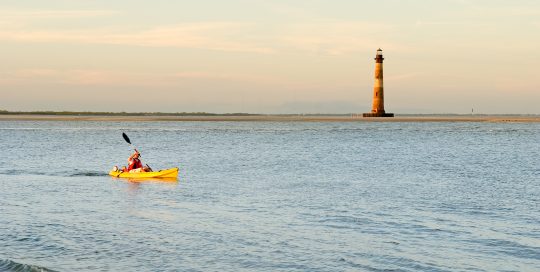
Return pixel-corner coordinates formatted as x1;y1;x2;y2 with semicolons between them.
109;177;179;195
126;177;178;183
109;177;178;183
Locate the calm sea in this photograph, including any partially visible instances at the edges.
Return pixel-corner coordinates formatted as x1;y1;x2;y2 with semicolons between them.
0;120;539;271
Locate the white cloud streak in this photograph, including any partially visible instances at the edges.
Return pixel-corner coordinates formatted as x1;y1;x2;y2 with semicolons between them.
0;23;275;54
0;69;281;87
0;10;400;55
0;10;119;19
278;21;402;55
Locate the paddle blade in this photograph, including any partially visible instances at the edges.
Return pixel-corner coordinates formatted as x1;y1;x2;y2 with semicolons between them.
122;132;131;144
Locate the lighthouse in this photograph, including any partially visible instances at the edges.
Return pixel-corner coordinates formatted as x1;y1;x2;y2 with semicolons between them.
363;48;394;117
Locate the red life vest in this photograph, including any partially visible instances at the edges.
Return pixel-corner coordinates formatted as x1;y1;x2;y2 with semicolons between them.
128;158;143;170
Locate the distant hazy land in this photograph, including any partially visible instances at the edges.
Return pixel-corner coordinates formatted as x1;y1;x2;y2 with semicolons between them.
1;111;539;122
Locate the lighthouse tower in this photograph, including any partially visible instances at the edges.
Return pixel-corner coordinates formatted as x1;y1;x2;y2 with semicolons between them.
363;48;394;117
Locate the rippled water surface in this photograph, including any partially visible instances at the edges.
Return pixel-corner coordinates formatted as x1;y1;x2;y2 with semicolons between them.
0;121;539;271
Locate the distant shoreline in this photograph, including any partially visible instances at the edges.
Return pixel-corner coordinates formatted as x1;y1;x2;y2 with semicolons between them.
1;114;539;122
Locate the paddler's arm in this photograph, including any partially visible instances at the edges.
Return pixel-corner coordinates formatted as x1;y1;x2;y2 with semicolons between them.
128;149;140;160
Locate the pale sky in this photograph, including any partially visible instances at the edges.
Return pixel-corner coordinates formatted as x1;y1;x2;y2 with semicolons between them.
1;0;539;114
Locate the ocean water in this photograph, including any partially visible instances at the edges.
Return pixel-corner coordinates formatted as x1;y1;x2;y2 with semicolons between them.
0;120;539;272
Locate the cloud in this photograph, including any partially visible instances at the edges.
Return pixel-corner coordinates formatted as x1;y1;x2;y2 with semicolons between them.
277;21;403;55
0;10;119;19
0;69;280;87
0;69;150;86
172;72;276;83
0;9;259;51
0;21;274;53
386;72;424;82
415;21;469;26
0;12;403;55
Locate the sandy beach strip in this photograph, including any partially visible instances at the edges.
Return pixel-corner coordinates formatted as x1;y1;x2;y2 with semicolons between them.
1;114;539;122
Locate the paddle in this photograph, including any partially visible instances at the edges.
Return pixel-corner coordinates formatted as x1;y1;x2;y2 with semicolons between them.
122;132;152;171
122;132;137;154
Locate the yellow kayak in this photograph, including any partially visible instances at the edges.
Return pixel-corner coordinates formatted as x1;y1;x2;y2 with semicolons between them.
109;167;179;179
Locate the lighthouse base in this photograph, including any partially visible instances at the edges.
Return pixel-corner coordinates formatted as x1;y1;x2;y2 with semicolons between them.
362;112;394;117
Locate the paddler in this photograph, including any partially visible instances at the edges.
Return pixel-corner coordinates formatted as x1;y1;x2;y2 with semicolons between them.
126;149;146;172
